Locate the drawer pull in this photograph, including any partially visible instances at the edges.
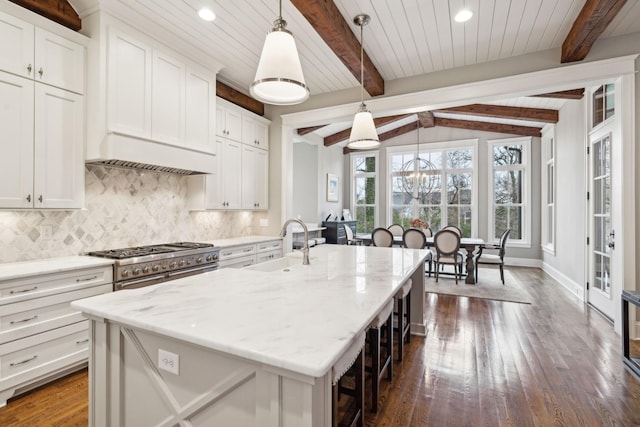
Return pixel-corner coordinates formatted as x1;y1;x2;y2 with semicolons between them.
243;248;253;253
10;355;37;367
76;275;99;283
10;286;38;294
243;263;253;267
222;252;232;256
76;338;90;345
10;315;38;325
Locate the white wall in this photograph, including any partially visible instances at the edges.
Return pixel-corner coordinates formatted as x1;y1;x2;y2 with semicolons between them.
292;142;318;222
318;144;345;222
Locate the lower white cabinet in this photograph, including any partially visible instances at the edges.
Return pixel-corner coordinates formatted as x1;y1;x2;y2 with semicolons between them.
218;240;282;269
0;264;113;406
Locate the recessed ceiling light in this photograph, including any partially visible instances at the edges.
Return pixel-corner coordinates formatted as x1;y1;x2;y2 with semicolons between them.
454;9;473;23
198;7;216;21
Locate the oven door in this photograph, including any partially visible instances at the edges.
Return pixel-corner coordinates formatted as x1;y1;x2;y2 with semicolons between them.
114;265;218;291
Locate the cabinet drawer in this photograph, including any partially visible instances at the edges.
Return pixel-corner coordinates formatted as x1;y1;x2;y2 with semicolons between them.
0;321;88;381
0;266;112;304
219;255;255;269
256;250;281;264
218;245;256;261
0;283;111;344
256;240;282;253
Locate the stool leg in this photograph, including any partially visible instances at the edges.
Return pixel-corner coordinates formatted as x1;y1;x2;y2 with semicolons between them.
405;292;411;345
385;314;393;382
354;350;364;427
397;297;404;361
369;327;380;413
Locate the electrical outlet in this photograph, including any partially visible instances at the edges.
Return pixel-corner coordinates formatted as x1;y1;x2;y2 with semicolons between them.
158;349;179;375
40;225;52;239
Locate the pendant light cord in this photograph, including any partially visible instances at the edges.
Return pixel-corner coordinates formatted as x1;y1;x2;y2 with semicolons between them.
360;23;364;105
278;0;282;19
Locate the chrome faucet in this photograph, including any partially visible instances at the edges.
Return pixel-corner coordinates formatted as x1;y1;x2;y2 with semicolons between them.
279;218;310;265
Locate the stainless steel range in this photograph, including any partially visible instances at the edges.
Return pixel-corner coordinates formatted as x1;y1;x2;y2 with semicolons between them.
87;242;219;291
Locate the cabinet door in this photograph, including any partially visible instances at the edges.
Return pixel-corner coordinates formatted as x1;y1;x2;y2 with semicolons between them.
0;71;33;208
202;138;224;210
241;145;255;209
222;139;243;209
34;28;84;94
254;120;269;150
185;66;215;154
215;103;226;137
107;29;152;139
33;84;84;209
0;11;34;79
253;148;269;209
151;50;184;145
224;108;242;142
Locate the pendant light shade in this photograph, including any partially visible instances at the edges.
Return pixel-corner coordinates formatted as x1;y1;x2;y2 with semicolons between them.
348;14;379;150
250;2;309;105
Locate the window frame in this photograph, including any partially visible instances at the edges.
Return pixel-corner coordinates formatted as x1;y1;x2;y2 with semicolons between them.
386;139;478;236
541;125;555;254
350;151;379;233
487;136;532;248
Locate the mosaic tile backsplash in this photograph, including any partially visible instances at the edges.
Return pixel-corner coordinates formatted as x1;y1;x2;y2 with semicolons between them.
0;165;267;262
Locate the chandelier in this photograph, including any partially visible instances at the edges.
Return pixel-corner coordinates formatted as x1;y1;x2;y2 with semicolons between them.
400;123;437;201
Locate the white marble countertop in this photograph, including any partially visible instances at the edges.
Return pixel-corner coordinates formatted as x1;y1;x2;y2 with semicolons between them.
207;235;282;248
0;256;115;281
72;245;429;378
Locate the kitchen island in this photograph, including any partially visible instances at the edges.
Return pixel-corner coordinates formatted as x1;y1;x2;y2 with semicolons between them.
71;244;429;427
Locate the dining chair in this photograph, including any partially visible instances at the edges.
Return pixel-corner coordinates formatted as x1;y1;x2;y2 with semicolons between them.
344;224;363;245
433;229;462;283
371;228;394;247
475;228;511;284
437;225;464;274
387;224;404;237
402;228;432;275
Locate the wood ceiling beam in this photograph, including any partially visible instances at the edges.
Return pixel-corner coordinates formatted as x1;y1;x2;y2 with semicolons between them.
531;89;585;100
290;0;384;97
434;117;542;137
434;104;558;123
9;0;81;31
562;0;627;63
297;125;325;136
418;111;435;128
216;81;264;116
324;114;412;147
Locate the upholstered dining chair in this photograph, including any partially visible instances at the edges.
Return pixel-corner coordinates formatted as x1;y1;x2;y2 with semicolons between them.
344;224;363;245
387;224;404;237
433;229;462;283
475;228;511;284
371;227;394;247
402;228;431;275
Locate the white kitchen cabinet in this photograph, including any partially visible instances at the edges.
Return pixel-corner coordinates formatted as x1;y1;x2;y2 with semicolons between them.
241;145;269;210
0;70;84;209
0;263;113;406
215;98;242;141
151;50;184;145
218;240;282;269
0;11;83;94
185;66;216;154
242;114;269;150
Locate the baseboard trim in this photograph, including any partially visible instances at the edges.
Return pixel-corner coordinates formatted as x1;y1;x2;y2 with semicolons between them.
504;257;541;268
542;262;584;301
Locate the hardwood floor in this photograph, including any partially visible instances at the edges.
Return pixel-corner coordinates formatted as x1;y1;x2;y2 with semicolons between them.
1;267;639;426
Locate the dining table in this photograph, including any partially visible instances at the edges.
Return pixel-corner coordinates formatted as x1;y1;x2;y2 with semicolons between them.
356;232;485;285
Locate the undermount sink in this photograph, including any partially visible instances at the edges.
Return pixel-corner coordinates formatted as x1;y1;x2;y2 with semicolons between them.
244;255;308;273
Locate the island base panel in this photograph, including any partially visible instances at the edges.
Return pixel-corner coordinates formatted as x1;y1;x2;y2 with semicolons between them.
88;320;331;427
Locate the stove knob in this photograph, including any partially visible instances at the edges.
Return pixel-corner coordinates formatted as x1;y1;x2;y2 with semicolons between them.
121;270;130;278
206;255;213;262
196;257;203;263
169;262;177;269
152;265;160;272
133;268;141;276
179;260;186;267
186;259;192;265
143;266;151;274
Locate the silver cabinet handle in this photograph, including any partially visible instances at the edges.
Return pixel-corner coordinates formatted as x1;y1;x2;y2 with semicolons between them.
243;248;253;253
38;67;43;77
76;275;99;283
10;355;37;367
38;195;43;203
10;286;38;294
27;64;32;74
10;315;38;325
26;194;31;202
76;338;89;344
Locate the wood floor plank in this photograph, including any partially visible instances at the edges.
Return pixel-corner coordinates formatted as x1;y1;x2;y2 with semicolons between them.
1;267;639;427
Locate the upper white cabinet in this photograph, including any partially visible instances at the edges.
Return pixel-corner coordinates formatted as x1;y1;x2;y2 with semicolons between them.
241;145;269;210
0;11;83;94
216;98;242;141
185;66;216;154
242;115;269;150
151;50;184;145
0;9;85;209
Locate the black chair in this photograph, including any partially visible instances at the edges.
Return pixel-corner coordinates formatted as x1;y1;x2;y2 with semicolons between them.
331;332;365;426
366;300;393;413
475;229;511;284
371;227;394;247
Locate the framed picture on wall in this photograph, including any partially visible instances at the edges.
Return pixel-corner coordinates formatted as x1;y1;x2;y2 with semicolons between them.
326;174;339;202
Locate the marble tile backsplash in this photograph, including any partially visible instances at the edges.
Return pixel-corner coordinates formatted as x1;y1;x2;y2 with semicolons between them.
0;165;267;262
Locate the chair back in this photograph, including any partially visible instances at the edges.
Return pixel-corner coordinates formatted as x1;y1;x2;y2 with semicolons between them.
371;227;394;247
441;225;461;236
423;227;433;237
344;224;355;243
498;228;511;259
434;229;460;257
402;228;426;249
387;224;404;236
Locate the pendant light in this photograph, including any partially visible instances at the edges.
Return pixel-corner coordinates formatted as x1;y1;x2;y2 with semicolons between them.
250;0;309;105
347;14;379;150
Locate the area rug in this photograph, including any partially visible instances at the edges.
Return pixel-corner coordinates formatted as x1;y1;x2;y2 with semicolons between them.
424;268;532;304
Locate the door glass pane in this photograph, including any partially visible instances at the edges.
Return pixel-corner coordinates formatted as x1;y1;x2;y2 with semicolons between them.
591;134;611;297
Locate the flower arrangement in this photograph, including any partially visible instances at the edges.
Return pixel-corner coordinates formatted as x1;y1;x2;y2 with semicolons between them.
409;218;428;229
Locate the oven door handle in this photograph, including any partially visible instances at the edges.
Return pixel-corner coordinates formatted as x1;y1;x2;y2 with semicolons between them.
167;265;218;277
115;275;166;291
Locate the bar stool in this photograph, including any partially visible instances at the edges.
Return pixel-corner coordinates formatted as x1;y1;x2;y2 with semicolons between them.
394;279;412;361
367;300;394;413
332;331;365;427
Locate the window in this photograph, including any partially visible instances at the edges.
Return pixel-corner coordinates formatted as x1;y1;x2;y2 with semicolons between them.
488;137;531;246
541;127;555;253
592;83;615;127
351;153;377;233
388;140;477;237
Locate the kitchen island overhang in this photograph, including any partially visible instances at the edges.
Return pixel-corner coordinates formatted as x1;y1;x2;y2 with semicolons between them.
72;245;429;427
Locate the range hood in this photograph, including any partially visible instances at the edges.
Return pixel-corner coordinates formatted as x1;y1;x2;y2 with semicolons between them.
86;132;216;176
